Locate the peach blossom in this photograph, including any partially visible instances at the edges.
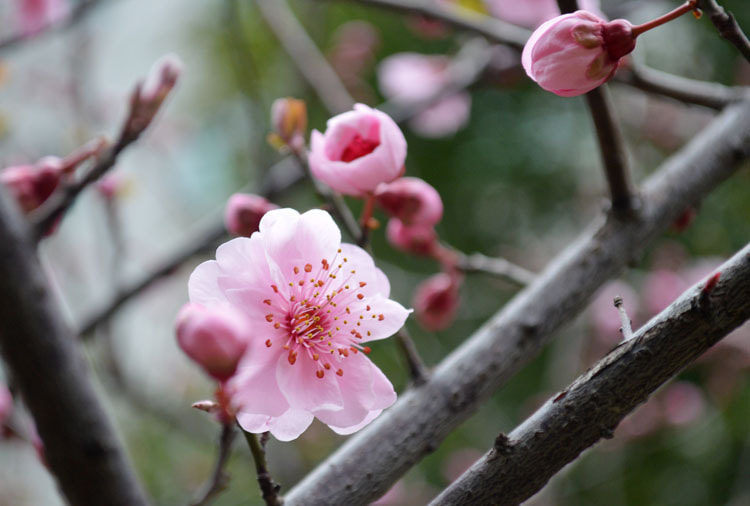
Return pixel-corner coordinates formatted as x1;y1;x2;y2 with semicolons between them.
375;177;443;226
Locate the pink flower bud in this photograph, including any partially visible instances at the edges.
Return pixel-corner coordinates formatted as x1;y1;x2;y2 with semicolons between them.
375;177;443;225
270;97;308;147
224;193;278;237
175;303;250;382
386;218;439;257
17;0;69;36
140;53;183;105
1;158;63;214
522;11;635;97
413;272;461;331
309;104;407;197
661;382;705;427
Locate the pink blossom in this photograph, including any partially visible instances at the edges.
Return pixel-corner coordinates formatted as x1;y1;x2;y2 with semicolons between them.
0;385;12;427
522;11;635;97
377;53;471;138
661;382;705;426
176;303;250;382
309;104;407;197
375;177;443;226
17;0;69;36
189;208;410;441
484;0;603;29
642;269;689;316
1;157;63;214
224;193;278;238
413;272;461;331
386;218;439;257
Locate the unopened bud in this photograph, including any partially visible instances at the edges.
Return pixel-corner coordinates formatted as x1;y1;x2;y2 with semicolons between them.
375;177;443;225
1;160;62;214
270;97;307;148
386;218;439;256
175;303;249;382
224;193;279;237
413;272;461;331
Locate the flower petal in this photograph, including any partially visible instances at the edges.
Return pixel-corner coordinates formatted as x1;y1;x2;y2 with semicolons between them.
276;353;344;412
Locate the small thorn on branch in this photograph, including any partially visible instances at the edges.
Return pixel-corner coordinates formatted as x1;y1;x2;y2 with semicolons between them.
613;295;634;341
699;271;721;309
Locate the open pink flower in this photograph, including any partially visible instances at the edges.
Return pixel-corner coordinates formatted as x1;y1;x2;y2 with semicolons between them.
309;104;407;196
17;0;69;35
484;0;603;29
522;11;635;97
188;208;410;441
375;177;443;226
378;53;471;138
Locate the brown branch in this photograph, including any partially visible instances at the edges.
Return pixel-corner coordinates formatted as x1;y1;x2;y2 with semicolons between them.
615;61;750;109
0;0;102;54
242;429;283;506
283;102;750;506
192;423;237;506
395;328;429;385
317;0;529;50
0;187;149;504
430;244;750;506
457;252;535;287
255;0;354;114
699;0;750;62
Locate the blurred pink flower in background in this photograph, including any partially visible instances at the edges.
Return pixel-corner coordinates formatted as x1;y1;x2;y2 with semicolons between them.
642;269;689;315
522;11;635;96
188;209;409;440
589;280;639;345
413;272;461;331
224;193;278;238
328;21;381;103
175;303;251;382
378;53;471;138
484;0;603;29
375;177;443;226
661;382;705;426
386;218;439;257
309;104;407;196
17;0;69;36
0;385;12;427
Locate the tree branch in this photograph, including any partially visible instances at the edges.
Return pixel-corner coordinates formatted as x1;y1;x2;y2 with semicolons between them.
242;430;283;506
457;252;535;287
255;0;355;114
699;0;750;62
192;423;237;506
430;244;750;506
0;187;149;505
283;101;750;506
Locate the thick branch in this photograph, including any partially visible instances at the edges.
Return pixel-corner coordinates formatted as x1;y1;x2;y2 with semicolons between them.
317;0;529;50
256;0;354;114
284;102;750;506
0;188;149;505
699;0;750;62
431;244;750;506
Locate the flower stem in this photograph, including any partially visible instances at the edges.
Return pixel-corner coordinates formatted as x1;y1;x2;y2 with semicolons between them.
631;0;699;37
241;428;283;506
357;193;377;248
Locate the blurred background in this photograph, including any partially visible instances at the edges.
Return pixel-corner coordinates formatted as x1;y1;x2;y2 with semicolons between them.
0;0;749;504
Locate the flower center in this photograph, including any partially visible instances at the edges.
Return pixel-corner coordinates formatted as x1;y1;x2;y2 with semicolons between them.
262;250;381;379
339;134;380;162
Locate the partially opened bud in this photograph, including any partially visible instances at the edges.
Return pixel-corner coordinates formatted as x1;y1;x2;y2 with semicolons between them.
386;218;439;256
175;303;249;382
1;158;63;214
375;177;443;225
522;11;635;96
271;98;308;148
413;272;461;331
224;193;278;237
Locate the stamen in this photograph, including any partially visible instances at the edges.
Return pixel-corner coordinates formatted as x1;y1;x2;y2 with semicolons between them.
288;351;297;365
265;314;274;322
336;369;344;376
324;363;331;370
359;282;367;287
305;264;312;272
294;266;300;275
316;370;325;378
363;346;371;354
263;299;272;305
357;294;364;300
265;339;272;347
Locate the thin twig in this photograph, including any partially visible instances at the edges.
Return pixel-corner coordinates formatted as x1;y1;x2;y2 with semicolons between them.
430;243;750;506
283;101;750;506
699;0;750;62
395;328;429;384
241;429;283;506
457;252;535;287
615;61;750;109
613;295;633;340
317;0;529;50
192;423;237;506
255;0;354;114
0;0;102;54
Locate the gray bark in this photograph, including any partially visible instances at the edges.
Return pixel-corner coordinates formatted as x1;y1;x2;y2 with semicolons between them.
284;101;750;506
431;243;750;505
0;186;149;506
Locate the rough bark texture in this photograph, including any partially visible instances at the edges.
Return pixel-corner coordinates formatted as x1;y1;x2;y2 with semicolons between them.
431;243;750;505
284;102;750;506
0;187;149;506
